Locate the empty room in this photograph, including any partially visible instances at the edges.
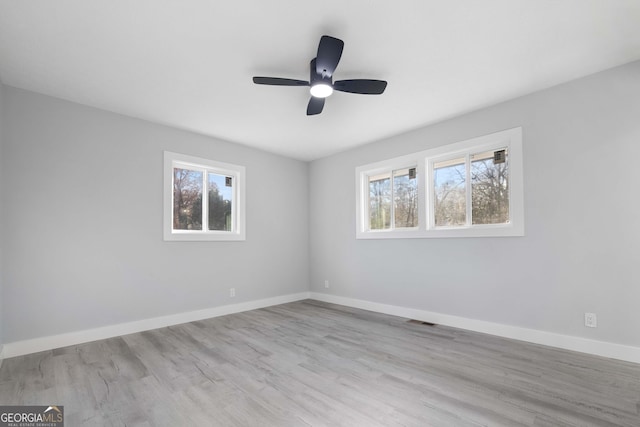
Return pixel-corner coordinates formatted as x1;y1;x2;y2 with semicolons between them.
1;1;640;426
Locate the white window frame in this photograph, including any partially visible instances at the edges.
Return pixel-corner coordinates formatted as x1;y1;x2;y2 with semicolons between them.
164;151;246;241
356;127;524;239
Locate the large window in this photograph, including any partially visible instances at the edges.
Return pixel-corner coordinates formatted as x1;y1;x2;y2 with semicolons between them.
356;127;524;239
164;152;245;241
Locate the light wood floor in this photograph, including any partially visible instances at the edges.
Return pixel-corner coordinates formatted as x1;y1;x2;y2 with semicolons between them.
1;300;639;426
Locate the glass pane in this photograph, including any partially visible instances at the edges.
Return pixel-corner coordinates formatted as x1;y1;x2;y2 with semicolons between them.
368;173;391;230
471;149;509;224
173;168;203;230
434;158;466;227
393;168;418;228
208;173;233;231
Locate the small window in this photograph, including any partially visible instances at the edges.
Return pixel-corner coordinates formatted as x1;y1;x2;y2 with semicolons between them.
356;127;523;239
164;152;245;241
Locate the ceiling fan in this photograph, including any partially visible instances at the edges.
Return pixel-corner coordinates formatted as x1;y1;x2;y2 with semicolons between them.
252;35;388;116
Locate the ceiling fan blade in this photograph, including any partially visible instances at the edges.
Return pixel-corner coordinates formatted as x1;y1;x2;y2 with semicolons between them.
306;97;325;115
253;77;309;86
316;35;344;77
333;79;388;95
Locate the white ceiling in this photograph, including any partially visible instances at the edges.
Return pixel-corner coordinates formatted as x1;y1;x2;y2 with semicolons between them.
1;1;639;161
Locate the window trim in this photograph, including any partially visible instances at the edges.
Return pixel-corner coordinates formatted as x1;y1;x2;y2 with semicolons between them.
164;151;246;241
356;127;524;239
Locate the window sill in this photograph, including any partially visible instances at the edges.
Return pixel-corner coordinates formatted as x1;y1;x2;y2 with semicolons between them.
164;230;245;242
356;223;524;239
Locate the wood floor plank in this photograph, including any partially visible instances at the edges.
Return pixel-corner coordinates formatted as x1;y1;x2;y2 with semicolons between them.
1;300;639;426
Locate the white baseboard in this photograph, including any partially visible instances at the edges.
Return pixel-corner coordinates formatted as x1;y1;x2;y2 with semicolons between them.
309;292;640;364
6;291;640;365
3;292;310;359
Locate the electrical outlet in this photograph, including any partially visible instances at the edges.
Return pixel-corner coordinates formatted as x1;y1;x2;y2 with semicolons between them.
324;280;329;289
229;287;236;298
585;312;597;328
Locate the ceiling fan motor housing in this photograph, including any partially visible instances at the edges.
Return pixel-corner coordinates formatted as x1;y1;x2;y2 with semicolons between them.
310;59;332;85
309;58;333;98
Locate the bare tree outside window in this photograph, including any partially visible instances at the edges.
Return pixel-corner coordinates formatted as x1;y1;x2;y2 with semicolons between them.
173;168;203;230
369;174;391;230
165;152;245;241
393;168;418;228
434;158;466;226
471;149;509;224
208;173;233;231
356;127;521;239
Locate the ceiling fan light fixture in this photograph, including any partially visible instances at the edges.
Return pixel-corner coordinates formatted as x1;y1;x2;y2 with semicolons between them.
310;83;333;98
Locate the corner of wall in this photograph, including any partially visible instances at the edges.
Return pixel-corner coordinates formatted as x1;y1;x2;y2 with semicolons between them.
306;160;313;293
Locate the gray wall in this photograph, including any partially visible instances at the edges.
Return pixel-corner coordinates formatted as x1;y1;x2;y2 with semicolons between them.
2;61;640;350
1;87;309;343
309;60;640;346
0;81;4;351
